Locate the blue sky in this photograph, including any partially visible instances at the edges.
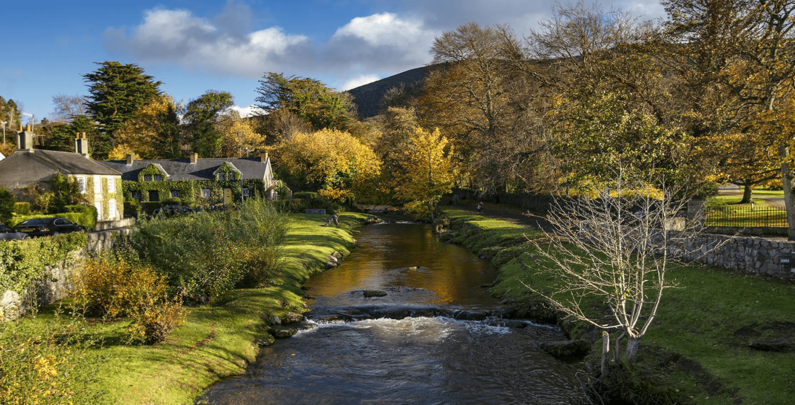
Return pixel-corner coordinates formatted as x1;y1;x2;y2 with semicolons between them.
0;0;665;122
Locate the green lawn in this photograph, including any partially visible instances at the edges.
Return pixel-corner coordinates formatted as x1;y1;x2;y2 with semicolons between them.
3;212;368;405
442;208;795;405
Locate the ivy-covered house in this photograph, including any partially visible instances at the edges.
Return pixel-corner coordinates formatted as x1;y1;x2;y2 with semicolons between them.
0;126;124;221
102;153;278;210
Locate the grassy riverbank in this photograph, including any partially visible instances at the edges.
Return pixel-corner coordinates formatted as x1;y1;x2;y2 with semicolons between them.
441;208;795;405
3;212;368;405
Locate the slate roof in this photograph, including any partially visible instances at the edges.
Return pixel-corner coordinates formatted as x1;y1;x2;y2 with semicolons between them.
102;158;271;182
0;149;121;189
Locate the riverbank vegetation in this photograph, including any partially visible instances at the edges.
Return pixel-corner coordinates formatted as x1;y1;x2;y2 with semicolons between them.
441;208;795;404
1;210;368;404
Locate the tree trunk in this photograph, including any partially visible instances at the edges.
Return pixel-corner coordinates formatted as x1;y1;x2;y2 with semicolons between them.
625;336;641;361
740;183;753;204
601;331;610;379
780;145;795;241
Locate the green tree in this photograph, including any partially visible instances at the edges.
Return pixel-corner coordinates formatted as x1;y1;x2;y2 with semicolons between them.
256;72;356;132
48;173;87;213
45;115;97;153
0;187;15;224
183;91;234;157
83;61;162;159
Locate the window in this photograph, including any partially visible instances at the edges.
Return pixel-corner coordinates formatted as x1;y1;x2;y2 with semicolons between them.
132;191;141;200
227;172;235;181
94;202;102;219
94;176;101;194
76;177;86;194
149;190;159;202
108;199;117;219
54;218;65;225
107;177;115;193
242;188;250;197
202;188;211;198
217;173;225;181
154;174;162;182
171;190;180;198
144;174;152;182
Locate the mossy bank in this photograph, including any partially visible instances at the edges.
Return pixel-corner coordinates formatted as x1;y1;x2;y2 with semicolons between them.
439;208;795;405
5;212;369;405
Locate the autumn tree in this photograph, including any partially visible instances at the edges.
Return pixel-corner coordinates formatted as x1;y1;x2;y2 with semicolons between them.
218;111;266;158
394;126;456;220
183;91;234;157
423;22;557;194
663;0;795;238
276;129;381;203
113;94;182;159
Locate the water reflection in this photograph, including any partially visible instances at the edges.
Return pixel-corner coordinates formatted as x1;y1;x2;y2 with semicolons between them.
305;223;498;306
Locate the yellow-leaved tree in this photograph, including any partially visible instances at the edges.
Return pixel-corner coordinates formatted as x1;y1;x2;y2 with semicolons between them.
394;126;456;220
277;129;381;203
113;94;182;158
218;111;266;158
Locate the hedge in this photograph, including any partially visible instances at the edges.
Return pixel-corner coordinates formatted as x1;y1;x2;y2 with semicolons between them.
13;202;30;216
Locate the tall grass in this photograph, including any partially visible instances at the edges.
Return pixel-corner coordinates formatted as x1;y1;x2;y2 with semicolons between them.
129;198;287;303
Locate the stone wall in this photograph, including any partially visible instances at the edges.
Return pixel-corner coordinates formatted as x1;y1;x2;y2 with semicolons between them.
684;234;795;279
1;228;130;322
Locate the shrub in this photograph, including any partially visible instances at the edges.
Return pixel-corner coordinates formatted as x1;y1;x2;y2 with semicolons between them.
139;297;187;344
130;198;287;301
71;255;186;344
72;256;166;319
13;202;30;216
124;201;141;218
64;204;98;229
0;187;15;224
47;173;87;214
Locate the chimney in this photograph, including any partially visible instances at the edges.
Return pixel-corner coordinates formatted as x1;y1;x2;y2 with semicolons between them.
16;125;34;151
190;152;199;164
126;154;134;166
74;132;89;157
260;152;269;163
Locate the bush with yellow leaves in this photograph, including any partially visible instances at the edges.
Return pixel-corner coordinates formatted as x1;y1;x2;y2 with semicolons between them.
72;256;186;344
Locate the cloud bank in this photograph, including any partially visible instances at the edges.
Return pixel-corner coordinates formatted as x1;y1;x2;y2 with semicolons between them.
103;1;666;87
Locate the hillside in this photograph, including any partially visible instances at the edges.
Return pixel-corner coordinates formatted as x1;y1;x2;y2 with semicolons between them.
346;66;431;119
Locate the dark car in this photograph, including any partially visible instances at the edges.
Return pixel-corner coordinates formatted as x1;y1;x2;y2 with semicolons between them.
14;218;86;237
0;223;29;241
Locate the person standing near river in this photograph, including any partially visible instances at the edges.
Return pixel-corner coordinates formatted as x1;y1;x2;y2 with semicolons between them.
477;202;483;214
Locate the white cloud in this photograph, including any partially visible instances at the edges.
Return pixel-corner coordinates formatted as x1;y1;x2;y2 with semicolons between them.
103;6;311;77
340;74;381;91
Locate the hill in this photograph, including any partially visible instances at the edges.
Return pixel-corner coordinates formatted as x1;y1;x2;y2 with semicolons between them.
346;66;431;119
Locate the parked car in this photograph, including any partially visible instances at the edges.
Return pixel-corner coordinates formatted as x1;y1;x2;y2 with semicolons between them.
13;217;86;237
0;223;28;240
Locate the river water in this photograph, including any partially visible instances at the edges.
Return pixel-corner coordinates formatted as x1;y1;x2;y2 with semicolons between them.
201;223;586;404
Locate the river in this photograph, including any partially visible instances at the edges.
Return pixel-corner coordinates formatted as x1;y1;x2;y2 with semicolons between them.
201;222;586;404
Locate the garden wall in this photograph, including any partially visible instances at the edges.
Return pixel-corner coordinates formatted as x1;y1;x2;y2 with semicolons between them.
0;229;130;322
684;234;795;279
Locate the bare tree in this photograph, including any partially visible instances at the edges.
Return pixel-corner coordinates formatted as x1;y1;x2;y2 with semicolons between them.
521;169;709;369
51;94;87;123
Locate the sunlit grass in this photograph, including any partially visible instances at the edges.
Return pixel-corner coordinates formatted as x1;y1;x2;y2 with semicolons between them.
3;212;368;404
444;209;795;405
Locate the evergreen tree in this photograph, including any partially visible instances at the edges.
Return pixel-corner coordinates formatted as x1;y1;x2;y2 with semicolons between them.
83;61;162;159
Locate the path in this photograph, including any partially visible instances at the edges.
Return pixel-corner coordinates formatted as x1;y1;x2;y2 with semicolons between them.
442;196;553;232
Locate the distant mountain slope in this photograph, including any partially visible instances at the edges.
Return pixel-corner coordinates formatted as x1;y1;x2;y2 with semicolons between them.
347;66;432;119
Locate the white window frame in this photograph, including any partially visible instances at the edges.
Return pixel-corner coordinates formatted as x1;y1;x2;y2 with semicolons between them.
242;188;250;197
93;175;101;194
202;188;211;198
107;177;115;193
